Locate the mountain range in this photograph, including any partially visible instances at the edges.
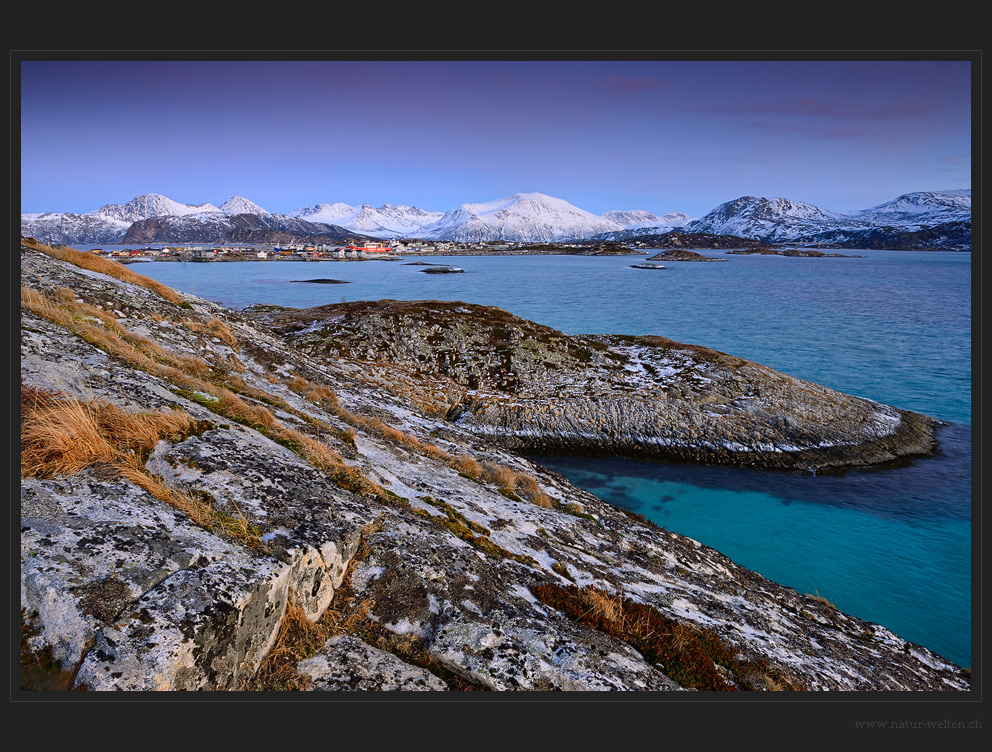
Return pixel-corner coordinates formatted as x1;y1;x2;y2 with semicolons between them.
20;189;971;250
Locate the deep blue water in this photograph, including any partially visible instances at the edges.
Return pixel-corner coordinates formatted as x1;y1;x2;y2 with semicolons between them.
107;249;973;667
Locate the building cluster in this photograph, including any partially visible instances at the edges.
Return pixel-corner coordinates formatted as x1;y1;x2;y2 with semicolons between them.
87;239;559;262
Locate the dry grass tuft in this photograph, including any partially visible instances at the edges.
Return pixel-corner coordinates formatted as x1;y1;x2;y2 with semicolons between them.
22;285;206;389
807;591;837;609
286;376;339;409
193;317;239;350
530;583;792;691
20;382;268;549
23;239;187;306
245;603;333;690
577;585;626;626
222;352;246;374
285;374;460;470
535;583;808;691
562;500;585;515
20;390;115;477
421;443;452;462
214;389;279;430
22;284;391;503
762;674;785;691
451;454;483;478
21;383;196;478
481;461;517;490
514;472;552;507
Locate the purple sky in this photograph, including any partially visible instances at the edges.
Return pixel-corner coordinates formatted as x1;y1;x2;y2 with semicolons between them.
19;58;973;219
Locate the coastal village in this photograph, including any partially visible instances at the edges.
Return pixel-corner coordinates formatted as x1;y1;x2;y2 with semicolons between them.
86;239;662;263
93;239;568;262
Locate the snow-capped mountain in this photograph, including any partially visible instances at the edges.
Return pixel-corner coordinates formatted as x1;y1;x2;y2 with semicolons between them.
92;194;225;224
20;189;970;249
683;191;971;244
219;196;268;215
601;209;693;231
19;212;132;246
290;202;357;225
683;196;847;241
119;212;357;246
291;203;444;238
845;189;971;230
21;194;264;245
596;209;695;241
413;192;621;242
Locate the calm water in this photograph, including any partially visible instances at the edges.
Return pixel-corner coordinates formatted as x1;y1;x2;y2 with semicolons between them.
109;249;973;667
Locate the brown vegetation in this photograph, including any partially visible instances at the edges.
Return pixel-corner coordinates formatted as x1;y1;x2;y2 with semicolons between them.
20;381;264;549
451;454;483;478
21;383;196;478
22;285;389;503
246;519;386;690
514;471;552;507
23;239;188;306
530;583;805;691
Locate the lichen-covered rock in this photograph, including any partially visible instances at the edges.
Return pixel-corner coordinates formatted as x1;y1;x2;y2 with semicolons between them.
297;635;449;691
74;557;292;690
21;466;292;691
247;299;938;472
19;241;969;692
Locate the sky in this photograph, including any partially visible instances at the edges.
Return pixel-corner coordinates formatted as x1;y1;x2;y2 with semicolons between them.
18;57;973;219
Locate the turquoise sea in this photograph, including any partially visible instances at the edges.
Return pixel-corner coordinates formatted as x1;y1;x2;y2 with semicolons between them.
103;249;973;668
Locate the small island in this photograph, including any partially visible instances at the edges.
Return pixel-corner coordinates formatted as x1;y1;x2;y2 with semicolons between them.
645;249;726;262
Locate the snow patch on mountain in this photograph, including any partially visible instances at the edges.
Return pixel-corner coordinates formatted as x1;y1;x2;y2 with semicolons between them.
684;196;845;241
91;194;222;224
414;192;622;242
843;190;972;230
219;196;268;215
291;203;444;238
601;209;693;230
681;190;970;243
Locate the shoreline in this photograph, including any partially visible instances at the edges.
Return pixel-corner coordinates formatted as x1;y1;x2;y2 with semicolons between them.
96;244;970;266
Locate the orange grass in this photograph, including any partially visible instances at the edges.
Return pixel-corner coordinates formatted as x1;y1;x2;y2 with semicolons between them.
20;383;195;478
21;382;265;548
23;239;187;306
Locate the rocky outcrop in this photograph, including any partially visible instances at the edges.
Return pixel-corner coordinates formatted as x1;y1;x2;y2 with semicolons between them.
19;239;968;692
247;299;938;472
646;249;727;262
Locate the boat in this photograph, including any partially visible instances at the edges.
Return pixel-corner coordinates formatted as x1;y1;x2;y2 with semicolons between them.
630;263;666;270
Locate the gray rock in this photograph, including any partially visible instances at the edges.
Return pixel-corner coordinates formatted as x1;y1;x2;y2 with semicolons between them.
249;299;938;471
19;241;969;693
297;635;448;691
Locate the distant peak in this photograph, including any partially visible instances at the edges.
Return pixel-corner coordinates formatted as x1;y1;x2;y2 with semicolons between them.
220;196;267;214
